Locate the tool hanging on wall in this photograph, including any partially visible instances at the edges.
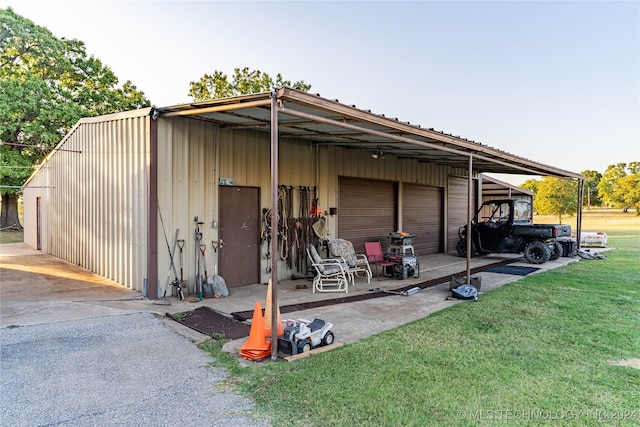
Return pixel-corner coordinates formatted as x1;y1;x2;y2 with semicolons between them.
277;186;292;261
261;186;318;276
177;239;186;295
194;217;204;301
261;208;273;274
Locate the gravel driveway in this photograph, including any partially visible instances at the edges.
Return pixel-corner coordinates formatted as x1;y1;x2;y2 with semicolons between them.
0;312;269;427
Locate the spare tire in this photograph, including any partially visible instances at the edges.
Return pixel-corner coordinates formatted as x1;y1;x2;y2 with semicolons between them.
523;241;550;264
549;241;563;261
456;239;477;258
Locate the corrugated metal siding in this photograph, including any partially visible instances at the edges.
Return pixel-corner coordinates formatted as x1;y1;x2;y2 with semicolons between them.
158;124;318;287
22;173;49;252
30;112;150;292
447;175;478;252
325;146;448;206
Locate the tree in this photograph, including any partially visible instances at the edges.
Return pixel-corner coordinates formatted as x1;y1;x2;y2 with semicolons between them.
597;162;638;212
598;162;640;214
533;177;578;223
619;162;640;215
0;8;150;230
189;67;311;101
581;169;602;209
519;178;539;195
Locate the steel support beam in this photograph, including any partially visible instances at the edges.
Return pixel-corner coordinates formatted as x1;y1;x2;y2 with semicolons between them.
161;99;272;118
270;93;279;361
466;155;473;282
576;179;584;250
147;116;158;299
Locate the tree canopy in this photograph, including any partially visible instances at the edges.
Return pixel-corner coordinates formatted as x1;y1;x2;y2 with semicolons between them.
581;170;602;209
0;8;150;230
598;162;640;214
533;177;578;223
519;161;640;221
189;67;311;101
519;178;539;196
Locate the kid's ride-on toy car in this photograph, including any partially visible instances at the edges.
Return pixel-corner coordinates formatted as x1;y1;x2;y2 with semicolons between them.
278;318;335;355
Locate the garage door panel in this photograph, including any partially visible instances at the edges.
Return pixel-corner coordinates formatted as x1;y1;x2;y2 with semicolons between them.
403;184;442;255
338;178;396;253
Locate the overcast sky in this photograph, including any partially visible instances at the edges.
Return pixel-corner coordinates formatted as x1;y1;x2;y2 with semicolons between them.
3;0;639;185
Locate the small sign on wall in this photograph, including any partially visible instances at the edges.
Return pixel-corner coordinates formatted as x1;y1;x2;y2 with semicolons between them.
219;178;235;186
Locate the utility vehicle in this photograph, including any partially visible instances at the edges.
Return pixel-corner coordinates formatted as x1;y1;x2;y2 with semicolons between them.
456;199;571;264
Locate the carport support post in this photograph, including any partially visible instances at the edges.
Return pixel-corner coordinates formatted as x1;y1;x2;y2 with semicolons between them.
147;115;159;300
576;179;584;250
270;93;279;361
466;154;473;282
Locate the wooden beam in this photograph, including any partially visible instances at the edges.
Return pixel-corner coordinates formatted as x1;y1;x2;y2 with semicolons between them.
283;343;345;362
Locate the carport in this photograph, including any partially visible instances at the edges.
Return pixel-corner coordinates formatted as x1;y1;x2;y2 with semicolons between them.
157;87;585;359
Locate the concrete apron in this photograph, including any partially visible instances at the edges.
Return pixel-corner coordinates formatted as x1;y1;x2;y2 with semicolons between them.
0;243;579;354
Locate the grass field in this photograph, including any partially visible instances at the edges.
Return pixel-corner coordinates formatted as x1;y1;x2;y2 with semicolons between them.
202;210;640;427
535;208;639;234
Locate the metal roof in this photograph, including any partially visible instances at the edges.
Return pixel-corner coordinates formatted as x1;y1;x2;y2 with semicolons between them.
482;174;534;197
159;87;583;180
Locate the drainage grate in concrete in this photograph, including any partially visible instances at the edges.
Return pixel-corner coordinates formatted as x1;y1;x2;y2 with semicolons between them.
167;306;251;339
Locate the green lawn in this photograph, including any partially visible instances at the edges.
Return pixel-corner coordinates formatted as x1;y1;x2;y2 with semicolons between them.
202;220;640;426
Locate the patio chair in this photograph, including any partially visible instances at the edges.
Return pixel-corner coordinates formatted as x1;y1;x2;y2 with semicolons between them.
328;239;372;285
306;245;350;293
364;241;397;280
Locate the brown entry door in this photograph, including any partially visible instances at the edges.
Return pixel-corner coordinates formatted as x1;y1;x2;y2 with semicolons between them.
219;186;260;287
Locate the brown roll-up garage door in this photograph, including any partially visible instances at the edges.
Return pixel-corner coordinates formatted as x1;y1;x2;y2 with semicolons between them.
447;176;478;252
402;184;443;255
338;177;397;253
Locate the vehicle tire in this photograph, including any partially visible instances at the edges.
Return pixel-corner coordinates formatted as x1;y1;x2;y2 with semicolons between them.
549;241;563;261
523;241;550;264
456;239;477;258
322;331;335;346
298;339;312;353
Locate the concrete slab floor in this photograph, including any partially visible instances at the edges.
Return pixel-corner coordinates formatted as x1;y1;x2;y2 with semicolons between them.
1;243;580;355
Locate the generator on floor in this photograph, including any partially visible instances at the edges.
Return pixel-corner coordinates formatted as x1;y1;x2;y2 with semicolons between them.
386;254;420;279
277;318;335;356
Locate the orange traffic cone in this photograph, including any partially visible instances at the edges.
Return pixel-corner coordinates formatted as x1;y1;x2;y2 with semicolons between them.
240;302;271;361
264;279;283;338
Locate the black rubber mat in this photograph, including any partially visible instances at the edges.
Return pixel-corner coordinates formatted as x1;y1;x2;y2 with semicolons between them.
231;257;522;321
166;306;251;339
484;265;540;276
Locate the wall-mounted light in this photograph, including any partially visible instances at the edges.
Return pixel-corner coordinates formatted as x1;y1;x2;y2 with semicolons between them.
372;147;385;160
